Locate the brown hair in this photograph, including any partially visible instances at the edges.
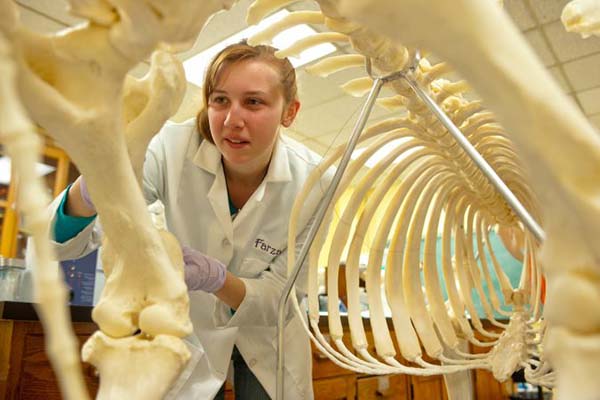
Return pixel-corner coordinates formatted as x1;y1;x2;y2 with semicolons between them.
196;40;298;143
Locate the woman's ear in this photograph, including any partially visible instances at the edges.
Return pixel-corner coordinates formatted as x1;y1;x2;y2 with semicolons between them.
281;99;301;127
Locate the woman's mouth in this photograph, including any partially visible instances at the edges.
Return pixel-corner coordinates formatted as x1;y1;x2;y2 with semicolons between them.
225;138;249;148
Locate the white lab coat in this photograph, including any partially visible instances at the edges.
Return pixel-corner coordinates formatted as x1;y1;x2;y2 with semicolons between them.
49;119;331;399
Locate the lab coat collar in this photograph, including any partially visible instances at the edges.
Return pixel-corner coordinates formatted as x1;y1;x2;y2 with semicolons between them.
192;138;221;174
264;135;292;183
191;135;292;183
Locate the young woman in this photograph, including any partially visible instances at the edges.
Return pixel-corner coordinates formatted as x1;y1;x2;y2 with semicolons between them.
50;41;329;399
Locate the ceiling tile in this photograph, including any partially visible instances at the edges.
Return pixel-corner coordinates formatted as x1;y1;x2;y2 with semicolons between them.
504;0;537;30
17;0;83;26
296;65;363;108
575;87;600;115
18;6;66;33
543;20;600;62
525;29;557;66
296;138;330;156
528;0;571;24
294;97;364;138
548;66;571;92
310;130;353;152
588;114;600;133
563;53;600;91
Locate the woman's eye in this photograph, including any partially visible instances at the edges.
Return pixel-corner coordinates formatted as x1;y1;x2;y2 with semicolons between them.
210;96;227;104
247;98;263;106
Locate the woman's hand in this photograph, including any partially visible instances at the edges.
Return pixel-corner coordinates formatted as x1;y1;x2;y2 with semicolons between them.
182;246;246;309
182;246;227;292
66;176;97;217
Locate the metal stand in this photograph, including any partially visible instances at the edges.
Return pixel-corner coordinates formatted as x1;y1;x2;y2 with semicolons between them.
275;55;545;400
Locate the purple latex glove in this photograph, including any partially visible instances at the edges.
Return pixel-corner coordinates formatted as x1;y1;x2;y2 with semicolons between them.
182;246;227;293
79;176;95;211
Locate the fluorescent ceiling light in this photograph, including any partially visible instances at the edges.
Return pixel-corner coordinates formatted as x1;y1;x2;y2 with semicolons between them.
0;156;56;185
351;138;417;168
184;10;336;86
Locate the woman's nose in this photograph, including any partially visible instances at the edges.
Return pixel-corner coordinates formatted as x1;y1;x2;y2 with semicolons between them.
224;103;244;128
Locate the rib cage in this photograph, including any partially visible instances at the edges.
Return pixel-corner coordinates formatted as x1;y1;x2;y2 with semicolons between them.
247;0;550;390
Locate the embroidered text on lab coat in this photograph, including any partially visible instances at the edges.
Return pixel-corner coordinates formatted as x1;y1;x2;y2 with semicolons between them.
254;238;283;256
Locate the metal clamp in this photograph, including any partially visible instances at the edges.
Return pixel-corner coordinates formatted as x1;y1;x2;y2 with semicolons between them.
0;257;25;269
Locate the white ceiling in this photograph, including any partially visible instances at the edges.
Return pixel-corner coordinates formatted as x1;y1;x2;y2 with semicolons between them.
14;0;600;156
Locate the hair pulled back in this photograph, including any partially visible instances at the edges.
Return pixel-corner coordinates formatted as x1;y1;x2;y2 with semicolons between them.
196;41;298;143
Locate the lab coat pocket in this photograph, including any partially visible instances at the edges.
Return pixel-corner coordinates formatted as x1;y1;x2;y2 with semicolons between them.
270;315;312;399
238;257;271;279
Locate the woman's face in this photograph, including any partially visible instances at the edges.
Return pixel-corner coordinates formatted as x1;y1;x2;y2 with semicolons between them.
207;59;298;175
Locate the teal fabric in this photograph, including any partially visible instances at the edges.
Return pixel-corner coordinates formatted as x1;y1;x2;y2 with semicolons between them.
376;232;524;319
53;184;97;243
228;194;238;217
414;232;524;319
228;192;237;316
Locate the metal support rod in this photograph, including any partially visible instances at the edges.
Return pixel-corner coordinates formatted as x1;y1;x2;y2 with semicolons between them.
276;75;388;400
401;74;546;243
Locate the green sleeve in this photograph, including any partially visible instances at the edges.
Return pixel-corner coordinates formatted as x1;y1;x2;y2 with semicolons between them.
53;184;97;243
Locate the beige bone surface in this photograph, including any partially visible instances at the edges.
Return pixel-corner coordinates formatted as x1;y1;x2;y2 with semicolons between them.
247;0;550;394
0;0;237;398
562;0;600;38
82;332;191;400
338;0;599;397
0;31;90;400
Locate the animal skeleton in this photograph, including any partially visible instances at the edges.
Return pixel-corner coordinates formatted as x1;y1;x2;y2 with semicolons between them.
0;0;598;399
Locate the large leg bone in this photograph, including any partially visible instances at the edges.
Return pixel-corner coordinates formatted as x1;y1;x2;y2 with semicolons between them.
13;29;193;338
0;31;89;400
1;0;238;397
